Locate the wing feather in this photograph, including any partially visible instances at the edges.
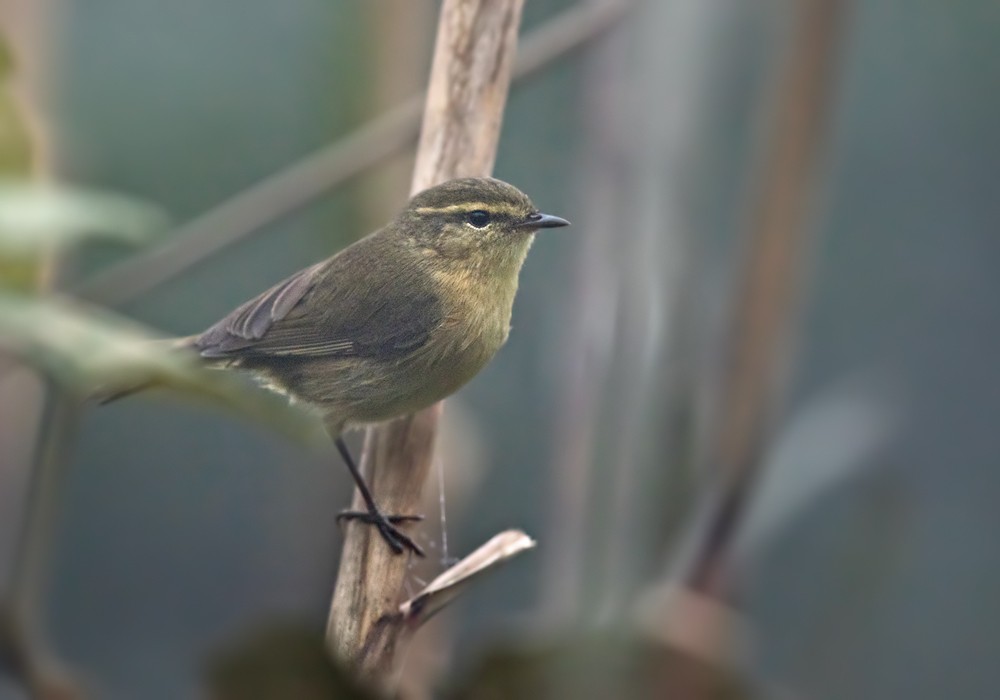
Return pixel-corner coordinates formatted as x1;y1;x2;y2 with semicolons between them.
194;240;441;361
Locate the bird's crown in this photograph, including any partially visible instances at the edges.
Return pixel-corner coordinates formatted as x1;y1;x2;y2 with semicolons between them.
406;177;535;221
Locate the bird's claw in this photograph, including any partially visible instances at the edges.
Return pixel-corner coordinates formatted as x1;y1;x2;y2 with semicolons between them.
337;509;425;557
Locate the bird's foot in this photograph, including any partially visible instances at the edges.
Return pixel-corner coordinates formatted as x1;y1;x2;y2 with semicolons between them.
337;509;425;557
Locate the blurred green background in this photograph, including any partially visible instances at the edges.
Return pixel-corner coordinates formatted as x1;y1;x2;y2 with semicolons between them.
2;0;999;698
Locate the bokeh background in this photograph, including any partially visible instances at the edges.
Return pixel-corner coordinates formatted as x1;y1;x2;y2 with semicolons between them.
2;0;999;698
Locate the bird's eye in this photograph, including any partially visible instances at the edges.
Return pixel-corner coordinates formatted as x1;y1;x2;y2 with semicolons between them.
466;210;491;228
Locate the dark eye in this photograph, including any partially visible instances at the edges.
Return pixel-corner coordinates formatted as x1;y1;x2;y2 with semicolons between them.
466;210;491;228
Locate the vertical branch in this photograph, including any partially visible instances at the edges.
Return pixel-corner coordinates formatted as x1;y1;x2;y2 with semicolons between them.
687;0;850;594
327;0;524;688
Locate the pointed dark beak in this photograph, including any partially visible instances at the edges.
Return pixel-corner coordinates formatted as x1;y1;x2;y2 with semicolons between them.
521;211;571;229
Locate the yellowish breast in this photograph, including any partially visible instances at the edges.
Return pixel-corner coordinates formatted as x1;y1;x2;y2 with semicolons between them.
427;263;518;386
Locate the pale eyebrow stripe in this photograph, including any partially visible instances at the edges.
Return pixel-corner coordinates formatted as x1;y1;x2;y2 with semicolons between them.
413;202;524;217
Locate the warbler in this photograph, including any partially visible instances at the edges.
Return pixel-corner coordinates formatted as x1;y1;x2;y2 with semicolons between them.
110;177;569;556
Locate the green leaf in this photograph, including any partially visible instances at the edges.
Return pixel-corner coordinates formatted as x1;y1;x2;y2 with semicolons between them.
0;181;167;256
0;292;324;443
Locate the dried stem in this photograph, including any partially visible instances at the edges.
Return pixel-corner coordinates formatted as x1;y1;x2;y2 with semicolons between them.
326;0;525;689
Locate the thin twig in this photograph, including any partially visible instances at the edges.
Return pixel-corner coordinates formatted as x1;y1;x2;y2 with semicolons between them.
326;0;526;691
75;0;630;308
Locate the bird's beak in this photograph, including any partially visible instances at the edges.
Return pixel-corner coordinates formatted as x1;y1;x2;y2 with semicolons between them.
520;211;571;229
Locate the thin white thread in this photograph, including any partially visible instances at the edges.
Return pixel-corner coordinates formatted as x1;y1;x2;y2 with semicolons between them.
436;453;451;566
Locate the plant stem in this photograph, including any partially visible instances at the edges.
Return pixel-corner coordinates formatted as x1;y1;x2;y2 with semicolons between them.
325;0;525;690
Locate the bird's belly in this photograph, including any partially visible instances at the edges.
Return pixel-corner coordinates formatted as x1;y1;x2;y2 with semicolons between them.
276;319;507;426
371;319;505;417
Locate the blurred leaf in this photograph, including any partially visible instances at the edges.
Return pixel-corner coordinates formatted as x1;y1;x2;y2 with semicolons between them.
0;293;324;443
445;631;753;700
204;623;374;700
0;181;167;256
734;374;898;562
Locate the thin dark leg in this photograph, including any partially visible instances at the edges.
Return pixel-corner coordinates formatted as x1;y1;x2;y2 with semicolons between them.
334;437;425;557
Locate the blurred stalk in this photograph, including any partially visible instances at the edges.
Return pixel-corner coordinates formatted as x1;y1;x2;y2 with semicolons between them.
356;0;434;234
538;0;623;626
0;0;55;594
8;393;79;623
596;0;726;618
0;3;84;697
540;0;723;626
685;0;850;598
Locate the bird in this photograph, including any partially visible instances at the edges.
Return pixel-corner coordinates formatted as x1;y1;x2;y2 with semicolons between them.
108;177;570;556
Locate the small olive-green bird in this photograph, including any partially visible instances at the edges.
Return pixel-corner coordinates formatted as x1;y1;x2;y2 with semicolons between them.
116;177;569;556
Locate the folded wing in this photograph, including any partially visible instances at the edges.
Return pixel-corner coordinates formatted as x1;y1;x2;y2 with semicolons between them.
195;243;442;360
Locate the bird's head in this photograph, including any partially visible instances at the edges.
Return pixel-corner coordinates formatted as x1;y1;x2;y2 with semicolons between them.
397;177;569;275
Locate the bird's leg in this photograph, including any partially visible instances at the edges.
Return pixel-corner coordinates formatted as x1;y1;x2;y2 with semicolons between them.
334;437;425;557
